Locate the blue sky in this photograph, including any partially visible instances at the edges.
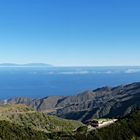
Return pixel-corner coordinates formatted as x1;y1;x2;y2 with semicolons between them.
0;0;140;66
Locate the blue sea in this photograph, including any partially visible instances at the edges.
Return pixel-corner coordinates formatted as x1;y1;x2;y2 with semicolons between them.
0;66;140;99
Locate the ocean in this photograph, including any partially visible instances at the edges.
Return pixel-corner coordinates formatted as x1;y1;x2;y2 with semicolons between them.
0;66;140;99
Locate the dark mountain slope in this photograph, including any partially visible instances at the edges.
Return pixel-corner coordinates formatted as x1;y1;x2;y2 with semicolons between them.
61;92;140;123
55;82;140;122
7;96;64;111
5;82;140;122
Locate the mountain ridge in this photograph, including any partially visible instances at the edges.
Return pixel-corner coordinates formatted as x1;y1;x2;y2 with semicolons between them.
3;82;140;123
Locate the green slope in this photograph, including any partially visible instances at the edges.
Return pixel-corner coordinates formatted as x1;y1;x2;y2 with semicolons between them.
0;120;49;140
69;110;140;140
0;105;140;140
0;104;83;133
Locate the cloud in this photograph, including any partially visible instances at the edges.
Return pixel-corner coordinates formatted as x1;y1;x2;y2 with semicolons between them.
59;71;89;75
125;69;140;74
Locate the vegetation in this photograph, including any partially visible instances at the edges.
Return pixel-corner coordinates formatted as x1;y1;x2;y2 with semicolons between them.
69;110;140;140
0;120;49;140
0;104;140;140
0;104;82;133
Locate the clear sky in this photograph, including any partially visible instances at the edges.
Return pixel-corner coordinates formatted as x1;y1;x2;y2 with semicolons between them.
0;0;140;66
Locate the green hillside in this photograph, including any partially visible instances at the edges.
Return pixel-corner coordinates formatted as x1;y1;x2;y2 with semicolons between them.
0;104;140;140
0;104;83;133
92;110;140;140
0;120;49;140
69;109;140;140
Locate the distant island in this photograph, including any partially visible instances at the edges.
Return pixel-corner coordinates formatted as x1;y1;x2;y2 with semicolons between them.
0;63;53;67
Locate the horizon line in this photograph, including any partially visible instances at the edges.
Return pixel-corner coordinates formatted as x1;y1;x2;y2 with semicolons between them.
0;63;140;67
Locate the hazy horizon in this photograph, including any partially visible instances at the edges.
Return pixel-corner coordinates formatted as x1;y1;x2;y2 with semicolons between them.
0;63;140;67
